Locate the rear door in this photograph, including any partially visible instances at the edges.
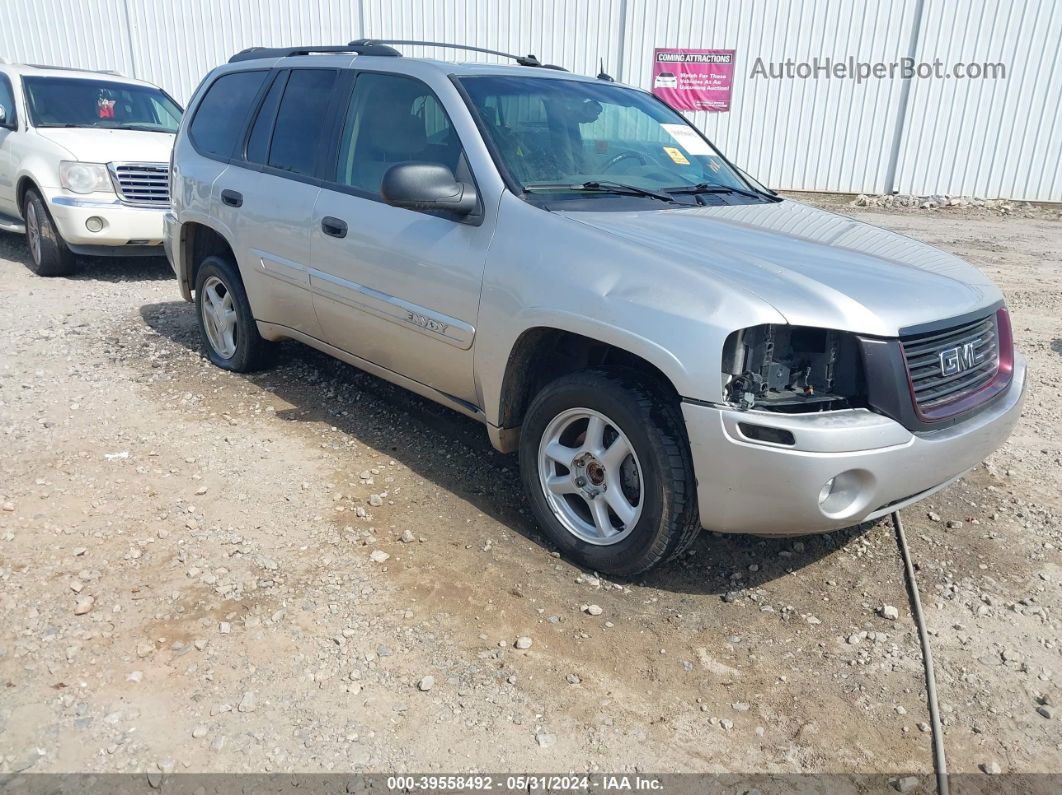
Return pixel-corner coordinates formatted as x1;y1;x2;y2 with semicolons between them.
308;71;491;404
214;67;340;338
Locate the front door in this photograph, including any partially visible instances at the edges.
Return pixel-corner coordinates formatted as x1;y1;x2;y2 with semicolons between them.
309;71;491;405
0;73;19;216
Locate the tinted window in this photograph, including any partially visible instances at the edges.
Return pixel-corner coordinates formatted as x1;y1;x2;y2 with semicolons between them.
189;70;267;159
0;75;16;126
245;72;286;164
336;73;463;195
267;69;337;176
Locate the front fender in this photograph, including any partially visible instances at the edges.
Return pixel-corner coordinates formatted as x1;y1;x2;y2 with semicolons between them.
474;193;785;428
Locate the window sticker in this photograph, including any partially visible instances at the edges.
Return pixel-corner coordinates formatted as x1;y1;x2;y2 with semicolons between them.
662;146;690;165
97;93;116;119
660;123;712;155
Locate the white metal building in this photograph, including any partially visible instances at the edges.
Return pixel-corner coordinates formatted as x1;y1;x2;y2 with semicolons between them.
1;0;1058;201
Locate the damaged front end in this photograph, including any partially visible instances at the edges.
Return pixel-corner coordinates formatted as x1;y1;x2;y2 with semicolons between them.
722;325;866;413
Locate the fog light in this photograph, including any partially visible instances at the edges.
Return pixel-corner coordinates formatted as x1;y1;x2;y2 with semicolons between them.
85;216;105;232
818;478;836;506
817;470;875;518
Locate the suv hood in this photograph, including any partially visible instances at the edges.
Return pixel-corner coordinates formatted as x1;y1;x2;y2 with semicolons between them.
34;128;175;164
558;199;1002;337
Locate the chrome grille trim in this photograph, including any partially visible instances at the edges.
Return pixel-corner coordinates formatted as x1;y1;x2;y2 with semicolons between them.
107;161;170;207
901;312;1000;414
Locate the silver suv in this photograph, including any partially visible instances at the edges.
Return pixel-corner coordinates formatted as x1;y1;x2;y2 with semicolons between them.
165;42;1026;576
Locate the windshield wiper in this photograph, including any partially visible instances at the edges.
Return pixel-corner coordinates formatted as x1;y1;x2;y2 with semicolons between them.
666;182;766;201
115;124;173;133
524;180;677;203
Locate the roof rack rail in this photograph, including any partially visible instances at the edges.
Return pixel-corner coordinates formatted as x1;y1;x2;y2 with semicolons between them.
25;64;123;76
348;39;567;70
228;43;401;64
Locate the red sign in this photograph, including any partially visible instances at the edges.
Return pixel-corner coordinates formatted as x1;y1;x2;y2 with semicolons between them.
651;48;736;112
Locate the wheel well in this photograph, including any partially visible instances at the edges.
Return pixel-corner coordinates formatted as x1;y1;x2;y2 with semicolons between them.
497;328;680;437
183;222;236;294
16;177;39;213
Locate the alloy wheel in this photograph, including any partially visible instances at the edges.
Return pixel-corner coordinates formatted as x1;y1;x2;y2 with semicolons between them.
26;202;41;265
200;275;238;359
537;407;644;545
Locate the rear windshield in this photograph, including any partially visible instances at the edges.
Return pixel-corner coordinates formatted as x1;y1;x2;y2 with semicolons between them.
23;76;182;132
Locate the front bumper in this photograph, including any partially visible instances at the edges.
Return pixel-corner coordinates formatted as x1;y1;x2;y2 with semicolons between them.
47;193;166;252
682;353;1026;536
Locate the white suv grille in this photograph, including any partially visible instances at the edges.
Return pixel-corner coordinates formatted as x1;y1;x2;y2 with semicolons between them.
108;162;170;207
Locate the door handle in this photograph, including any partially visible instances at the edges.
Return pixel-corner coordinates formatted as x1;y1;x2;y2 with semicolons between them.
221;189;243;208
321;216;347;238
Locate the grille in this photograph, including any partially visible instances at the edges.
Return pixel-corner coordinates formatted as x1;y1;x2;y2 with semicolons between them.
901;312;999;415
109;162;170;207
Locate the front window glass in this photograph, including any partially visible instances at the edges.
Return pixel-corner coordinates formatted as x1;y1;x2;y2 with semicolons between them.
335;72;464;196
23;76;181;132
0;75;16;125
458;75;752;201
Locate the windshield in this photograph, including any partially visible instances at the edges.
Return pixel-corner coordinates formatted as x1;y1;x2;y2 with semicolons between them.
23;76;182;132
458;75;753;200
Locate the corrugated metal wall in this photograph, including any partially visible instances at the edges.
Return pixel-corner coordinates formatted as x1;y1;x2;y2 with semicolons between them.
1;0;1058;201
895;0;1062;202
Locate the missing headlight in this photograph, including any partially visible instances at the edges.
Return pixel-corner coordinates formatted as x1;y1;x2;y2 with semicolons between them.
722;325;865;412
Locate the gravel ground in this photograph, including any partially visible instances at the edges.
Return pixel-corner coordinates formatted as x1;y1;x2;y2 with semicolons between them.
0;198;1059;781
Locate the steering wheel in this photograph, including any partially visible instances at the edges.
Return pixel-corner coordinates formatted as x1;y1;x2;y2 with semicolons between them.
602;150;649;172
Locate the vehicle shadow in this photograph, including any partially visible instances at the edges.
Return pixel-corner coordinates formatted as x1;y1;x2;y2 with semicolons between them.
139;299;873;596
0;231;172;282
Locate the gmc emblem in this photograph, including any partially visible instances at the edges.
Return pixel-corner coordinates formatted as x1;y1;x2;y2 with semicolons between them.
939;341;978;376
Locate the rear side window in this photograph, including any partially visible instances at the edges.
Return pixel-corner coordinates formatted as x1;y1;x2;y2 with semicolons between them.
189;70;267;159
245;72;286;164
266;69;337;176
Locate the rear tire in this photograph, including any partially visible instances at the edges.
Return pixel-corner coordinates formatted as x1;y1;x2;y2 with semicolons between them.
194;255;271;372
519;369;700;577
23;189;76;276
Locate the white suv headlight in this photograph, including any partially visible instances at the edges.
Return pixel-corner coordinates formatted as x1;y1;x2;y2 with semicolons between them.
59;161;113;194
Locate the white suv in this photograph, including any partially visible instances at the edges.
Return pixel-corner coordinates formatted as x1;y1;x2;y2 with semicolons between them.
0;62;181;275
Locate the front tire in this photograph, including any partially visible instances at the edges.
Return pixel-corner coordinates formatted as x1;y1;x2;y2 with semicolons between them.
23;189;76;276
194;255;271;372
519;369;700;577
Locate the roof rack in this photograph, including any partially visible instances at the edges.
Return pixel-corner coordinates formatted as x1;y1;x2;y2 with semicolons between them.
348;39;567;70
228;43;401;64
25;64;123;76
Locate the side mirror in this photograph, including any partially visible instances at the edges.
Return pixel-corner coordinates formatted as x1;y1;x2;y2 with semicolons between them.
0;104;9;128
381;162;478;217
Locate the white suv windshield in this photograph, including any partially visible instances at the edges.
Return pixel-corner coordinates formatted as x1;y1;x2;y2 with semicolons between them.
23;76;182;132
458;74;753;199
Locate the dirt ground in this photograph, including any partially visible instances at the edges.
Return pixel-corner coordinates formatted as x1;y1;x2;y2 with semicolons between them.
0;197;1059;783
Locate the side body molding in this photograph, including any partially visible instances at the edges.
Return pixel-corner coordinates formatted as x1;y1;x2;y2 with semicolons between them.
309;267;475;350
